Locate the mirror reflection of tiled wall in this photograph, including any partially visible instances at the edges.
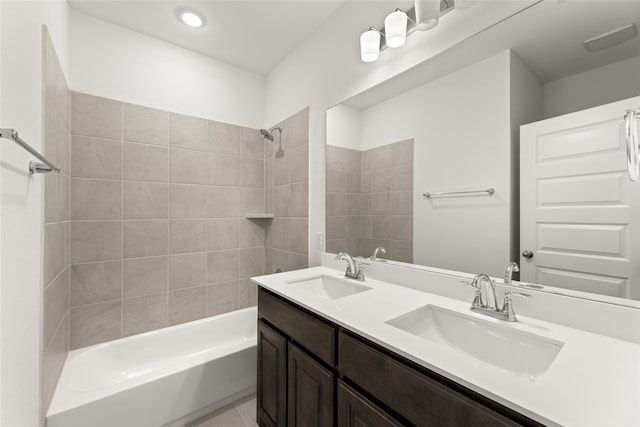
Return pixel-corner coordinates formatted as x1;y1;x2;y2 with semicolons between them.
326;139;413;263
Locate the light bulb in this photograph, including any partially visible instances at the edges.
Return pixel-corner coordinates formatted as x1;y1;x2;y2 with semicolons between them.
181;11;203;28
384;10;407;48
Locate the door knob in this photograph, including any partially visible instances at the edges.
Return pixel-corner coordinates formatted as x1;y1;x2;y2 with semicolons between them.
522;250;534;259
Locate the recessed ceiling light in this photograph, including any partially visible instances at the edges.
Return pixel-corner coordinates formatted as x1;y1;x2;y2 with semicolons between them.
180;10;204;28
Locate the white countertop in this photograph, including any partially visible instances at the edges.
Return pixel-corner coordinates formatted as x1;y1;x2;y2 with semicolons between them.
252;265;640;427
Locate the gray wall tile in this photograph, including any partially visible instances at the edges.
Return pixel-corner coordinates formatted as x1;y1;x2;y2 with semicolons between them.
44;222;69;286
392;191;413;215
290;145;308;183
124;103;168;146
71;179;122;220
123;256;168;298
290;182;308;217
43;268;69;349
207;153;239;186
168;184;207;218
44;171;69;224
238;279;258;308
169;113;208;151
71;92;122;140
207;187;239;218
207;219;239;250
239;188;264;215
206;281;239;316
71;136;122;179
392;164;413;191
239;219;265;248
169;148;207;184
240;127;264;159
123;142;169;182
265;248;290;275
326;216;345;240
123;182;168;219
123;293;167;337
208;120;240;155
239;247;265;279
70;261;121;306
123;220;168;258
71;221;122;263
393;139;413;166
169;253;206;289
240;157;265;188
273;185;290;217
70;301;121;349
327;145;347;170
289;253;308;272
169;219;206;254
169;287;206;325
392;215;413;241
289;219;308;255
207;250;239;284
372;144;393;169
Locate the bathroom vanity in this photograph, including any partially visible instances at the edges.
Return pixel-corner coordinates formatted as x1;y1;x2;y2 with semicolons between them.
253;258;640;427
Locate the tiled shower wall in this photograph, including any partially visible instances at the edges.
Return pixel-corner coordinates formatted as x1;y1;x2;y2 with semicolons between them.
264;109;310;274
67;92;267;349
326;139;413;263
42;29;71;419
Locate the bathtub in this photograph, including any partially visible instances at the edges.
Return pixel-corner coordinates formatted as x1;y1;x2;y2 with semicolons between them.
47;306;257;427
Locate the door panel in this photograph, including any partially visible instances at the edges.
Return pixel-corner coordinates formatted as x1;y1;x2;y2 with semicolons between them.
521;96;640;300
258;320;287;427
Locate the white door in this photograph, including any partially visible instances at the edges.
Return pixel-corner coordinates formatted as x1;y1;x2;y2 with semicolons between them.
520;97;640;300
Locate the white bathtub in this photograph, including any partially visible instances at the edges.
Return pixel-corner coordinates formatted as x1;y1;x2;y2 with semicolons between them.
47;306;257;427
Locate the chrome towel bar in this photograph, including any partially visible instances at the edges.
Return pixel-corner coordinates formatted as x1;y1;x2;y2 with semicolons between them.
423;187;495;198
0;128;60;174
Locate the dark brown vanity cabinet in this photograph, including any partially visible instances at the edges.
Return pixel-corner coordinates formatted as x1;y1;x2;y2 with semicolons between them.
257;287;543;427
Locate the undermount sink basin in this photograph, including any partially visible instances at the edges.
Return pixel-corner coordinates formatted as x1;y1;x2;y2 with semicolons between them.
386;305;563;377
286;275;372;300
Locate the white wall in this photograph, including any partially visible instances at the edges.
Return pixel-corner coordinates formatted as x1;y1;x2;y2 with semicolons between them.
265;1;537;267
326;104;362;150
70;10;265;128
0;1;69;425
359;51;512;276
543;56;640;119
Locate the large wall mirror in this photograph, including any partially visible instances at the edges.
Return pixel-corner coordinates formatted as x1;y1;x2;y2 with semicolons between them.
326;0;640;306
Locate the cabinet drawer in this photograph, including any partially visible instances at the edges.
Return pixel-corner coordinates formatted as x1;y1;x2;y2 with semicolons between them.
259;288;336;366
339;332;522;427
337;380;402;427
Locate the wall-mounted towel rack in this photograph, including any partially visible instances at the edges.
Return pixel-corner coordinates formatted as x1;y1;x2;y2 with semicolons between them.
423;187;494;198
0;128;60;174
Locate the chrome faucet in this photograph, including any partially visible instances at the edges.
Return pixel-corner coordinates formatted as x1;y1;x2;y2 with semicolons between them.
468;273;531;322
369;247;386;262
504;262;519;285
335;252;367;281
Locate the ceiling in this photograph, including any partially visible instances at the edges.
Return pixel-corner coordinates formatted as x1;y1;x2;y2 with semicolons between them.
68;0;347;75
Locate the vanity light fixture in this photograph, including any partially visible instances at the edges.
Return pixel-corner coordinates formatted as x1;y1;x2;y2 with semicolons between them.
359;0;454;63
415;1;441;31
385;9;409;48
179;10;204;28
360;27;383;62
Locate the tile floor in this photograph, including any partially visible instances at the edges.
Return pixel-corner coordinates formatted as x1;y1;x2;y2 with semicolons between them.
186;395;257;427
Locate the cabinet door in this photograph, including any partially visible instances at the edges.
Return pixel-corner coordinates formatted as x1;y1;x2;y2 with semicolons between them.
258;320;287;427
337;381;402;427
287;343;334;427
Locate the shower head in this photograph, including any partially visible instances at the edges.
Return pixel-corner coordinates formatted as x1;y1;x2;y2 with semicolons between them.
260;128;273;141
259;126;283;142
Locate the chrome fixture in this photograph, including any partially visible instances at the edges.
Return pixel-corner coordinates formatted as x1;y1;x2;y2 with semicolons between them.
624;107;639;181
423;187;494;198
259;126;283;142
503;262;519;285
359;0;455;63
369;247;386;262
0;128;61;174
335;252;368;281
467;273;530;322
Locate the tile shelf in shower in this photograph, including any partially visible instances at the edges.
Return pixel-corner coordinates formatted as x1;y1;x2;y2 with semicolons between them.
245;213;275;219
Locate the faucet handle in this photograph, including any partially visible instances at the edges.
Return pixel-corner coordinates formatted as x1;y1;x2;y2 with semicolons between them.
502;291;531;322
356;261;370;280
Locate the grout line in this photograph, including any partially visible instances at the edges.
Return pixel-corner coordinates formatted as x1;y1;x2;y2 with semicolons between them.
121;102;125;339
